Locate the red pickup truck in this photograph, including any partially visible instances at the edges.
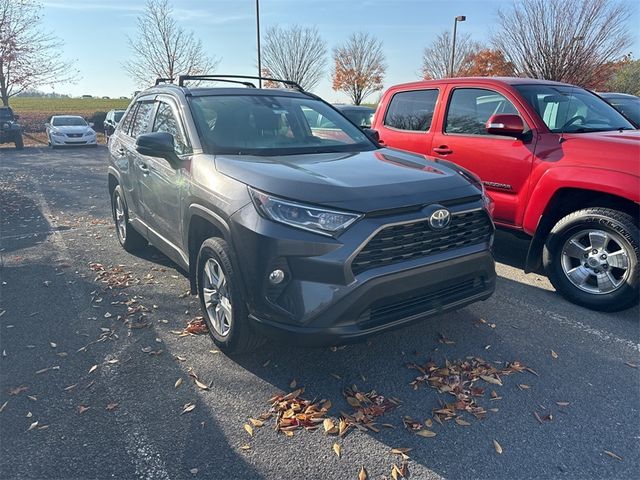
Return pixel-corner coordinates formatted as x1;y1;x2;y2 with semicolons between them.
372;77;639;311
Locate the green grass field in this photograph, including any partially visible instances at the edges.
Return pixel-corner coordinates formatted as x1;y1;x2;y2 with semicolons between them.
8;97;133;133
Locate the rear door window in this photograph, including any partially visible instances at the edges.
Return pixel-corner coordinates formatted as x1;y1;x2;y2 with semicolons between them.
118;105;138;136
445;88;519;135
383;89;439;131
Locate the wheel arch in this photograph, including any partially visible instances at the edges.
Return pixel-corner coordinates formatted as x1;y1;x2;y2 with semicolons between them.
524;186;639;273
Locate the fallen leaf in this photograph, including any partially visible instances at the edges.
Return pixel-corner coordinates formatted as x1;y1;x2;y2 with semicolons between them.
77;405;90;414
27;421;39;431
106;402;119;411
333;442;341;458
106;359;119;364
330;373;342;380
50;342;57;348
339;418;348;436
358;466;367;480
323;418;336;434
604;450;622;461
174;355;186;362
493;439;503;454
391;448;412;455
27;395;37;401
190;468;198;474
518;384;530;390
262;360;270;367
240;444;251;450
534;411;543;424
455;417;471;426
289;379;297;389
556;401;570;407
194;379;209;390
551;350;558;359
88;365;98;374
175;378;183;389
63;384;77;391
249;418;264;427
244;423;253;437
480;375;503;386
0;401;7;413
416;429;437;437
8;386;28;396
181;403;196;415
624;362;637;369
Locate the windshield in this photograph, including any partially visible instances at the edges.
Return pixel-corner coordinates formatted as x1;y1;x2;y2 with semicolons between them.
604;97;640;126
0;108;13;120
190;94;375;156
515;85;635;133
114;111;125;123
52;117;87;127
341;109;375;128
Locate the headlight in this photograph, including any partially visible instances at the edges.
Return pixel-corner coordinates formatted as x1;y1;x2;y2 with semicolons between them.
249;187;361;236
51;131;63;137
85;130;95;136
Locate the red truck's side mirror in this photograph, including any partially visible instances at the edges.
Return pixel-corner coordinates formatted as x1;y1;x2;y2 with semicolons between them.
486;114;525;137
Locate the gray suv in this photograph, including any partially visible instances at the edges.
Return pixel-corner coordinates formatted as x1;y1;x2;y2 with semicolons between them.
107;75;496;353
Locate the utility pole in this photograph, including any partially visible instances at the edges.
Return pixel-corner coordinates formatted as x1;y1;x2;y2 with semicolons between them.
449;15;466;77
256;0;262;88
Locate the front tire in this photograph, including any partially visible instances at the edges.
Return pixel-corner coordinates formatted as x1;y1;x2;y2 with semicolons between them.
111;185;147;252
14;134;24;150
543;208;639;312
197;237;264;354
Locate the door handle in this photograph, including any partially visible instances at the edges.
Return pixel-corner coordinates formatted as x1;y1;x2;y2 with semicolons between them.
433;146;453;155
138;163;150;175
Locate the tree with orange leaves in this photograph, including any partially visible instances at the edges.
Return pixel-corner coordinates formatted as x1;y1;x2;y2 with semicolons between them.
459;49;516;77
332;32;386;105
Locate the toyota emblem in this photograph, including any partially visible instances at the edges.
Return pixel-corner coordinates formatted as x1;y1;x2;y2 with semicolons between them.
429;209;451;230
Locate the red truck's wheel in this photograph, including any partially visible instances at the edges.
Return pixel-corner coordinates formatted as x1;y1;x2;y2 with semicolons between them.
543;208;639;312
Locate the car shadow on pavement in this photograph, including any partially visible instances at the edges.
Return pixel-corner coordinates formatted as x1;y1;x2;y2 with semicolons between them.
0;262;264;480
492;229;531;270
0;184;52;254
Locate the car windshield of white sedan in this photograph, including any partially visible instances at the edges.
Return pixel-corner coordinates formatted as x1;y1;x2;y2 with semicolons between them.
190;94;375;156
52;117;87;127
515;85;635;133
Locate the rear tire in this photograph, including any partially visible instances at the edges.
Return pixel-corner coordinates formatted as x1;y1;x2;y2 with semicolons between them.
111;185;147;252
543;208;638;312
197;237;264;354
14;134;24;150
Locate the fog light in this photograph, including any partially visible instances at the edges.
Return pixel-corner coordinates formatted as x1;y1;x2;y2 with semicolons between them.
269;269;285;284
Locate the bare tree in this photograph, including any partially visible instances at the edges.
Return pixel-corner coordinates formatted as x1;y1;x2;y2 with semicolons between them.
421;30;482;79
262;25;326;91
492;0;633;86
124;0;219;88
0;0;76;106
332;32;386;105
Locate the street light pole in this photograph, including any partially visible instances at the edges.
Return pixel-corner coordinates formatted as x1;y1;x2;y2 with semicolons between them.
449;15;466;77
256;0;262;88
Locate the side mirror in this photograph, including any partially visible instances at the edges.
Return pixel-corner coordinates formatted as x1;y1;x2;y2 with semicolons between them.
136;132;180;168
88;122;94;128
362;128;380;143
45;123;51;129
486;114;525;137
13;114;19;120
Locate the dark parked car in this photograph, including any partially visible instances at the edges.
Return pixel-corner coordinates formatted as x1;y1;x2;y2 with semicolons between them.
104;109;126;140
599;92;640;127
0;107;24;149
334;104;376;128
107;75;496;354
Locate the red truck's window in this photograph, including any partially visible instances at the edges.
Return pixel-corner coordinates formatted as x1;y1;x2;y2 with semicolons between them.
383;89;439;131
445;88;518;136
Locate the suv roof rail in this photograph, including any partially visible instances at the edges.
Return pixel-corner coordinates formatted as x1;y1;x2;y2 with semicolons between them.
155;77;174;86
177;74;304;92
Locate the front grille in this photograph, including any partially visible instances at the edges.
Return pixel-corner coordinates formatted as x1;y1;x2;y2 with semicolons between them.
352;209;492;275
67;133;83;138
357;276;485;329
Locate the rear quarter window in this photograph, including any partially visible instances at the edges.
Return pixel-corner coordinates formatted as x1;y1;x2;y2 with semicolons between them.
383;89;439;131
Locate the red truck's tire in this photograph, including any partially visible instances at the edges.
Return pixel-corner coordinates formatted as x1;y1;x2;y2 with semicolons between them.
543;208;639;312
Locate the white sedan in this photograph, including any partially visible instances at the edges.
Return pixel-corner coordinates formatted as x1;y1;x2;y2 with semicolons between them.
46;115;97;147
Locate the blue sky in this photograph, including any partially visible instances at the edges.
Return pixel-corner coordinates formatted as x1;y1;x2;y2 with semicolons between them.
41;0;640;102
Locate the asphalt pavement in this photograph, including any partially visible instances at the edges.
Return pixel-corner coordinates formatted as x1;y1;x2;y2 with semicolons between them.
1;145;638;480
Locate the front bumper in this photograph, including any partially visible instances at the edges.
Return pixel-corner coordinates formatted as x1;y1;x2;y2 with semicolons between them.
50;135;97;146
230;199;496;346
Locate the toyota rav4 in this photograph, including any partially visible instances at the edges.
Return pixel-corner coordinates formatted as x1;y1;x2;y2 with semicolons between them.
107;75;496;353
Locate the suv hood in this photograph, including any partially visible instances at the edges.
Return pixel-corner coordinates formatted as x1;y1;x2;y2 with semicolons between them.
215;148;480;213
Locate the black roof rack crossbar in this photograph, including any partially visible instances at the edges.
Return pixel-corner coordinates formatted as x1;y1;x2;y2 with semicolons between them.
177;74;304;91
155;77;174;86
176;75;257;88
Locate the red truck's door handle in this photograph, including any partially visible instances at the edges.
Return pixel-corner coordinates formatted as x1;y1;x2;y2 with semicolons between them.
433;146;453;155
